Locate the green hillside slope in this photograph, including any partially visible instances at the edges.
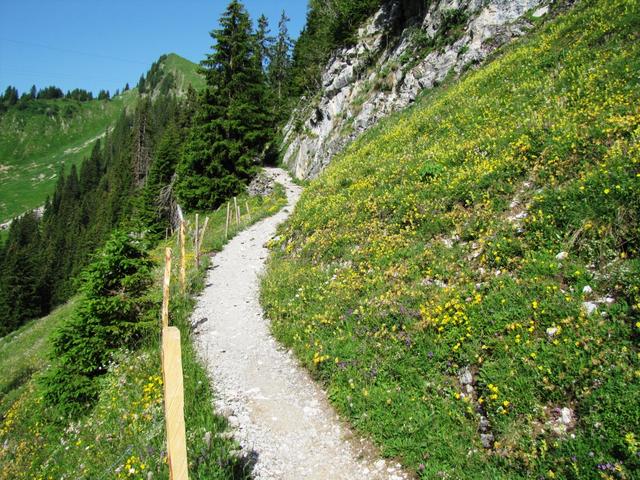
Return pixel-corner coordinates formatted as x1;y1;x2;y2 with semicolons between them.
0;184;286;479
0;53;203;223
262;0;640;478
163;52;206;92
0;93;136;222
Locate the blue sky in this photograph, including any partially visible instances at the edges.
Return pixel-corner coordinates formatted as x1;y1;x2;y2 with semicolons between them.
0;0;308;96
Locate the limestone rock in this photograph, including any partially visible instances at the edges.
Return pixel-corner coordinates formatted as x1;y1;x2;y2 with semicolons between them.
282;0;545;179
480;433;495;448
458;366;474;386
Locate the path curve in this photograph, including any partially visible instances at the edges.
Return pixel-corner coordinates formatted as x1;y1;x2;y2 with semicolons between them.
191;168;410;480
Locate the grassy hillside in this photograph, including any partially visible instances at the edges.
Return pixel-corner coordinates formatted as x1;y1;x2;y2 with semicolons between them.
0;183;286;478
0;54;203;224
0;93;136;222
262;1;640;478
163;52;206;92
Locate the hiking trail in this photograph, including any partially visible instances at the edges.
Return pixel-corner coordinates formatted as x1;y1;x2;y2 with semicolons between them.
191;167;410;480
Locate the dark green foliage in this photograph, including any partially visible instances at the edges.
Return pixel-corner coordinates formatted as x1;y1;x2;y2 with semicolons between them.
0;212;47;335
268;11;293;123
176;0;271;210
37;86;64;100
137;55;178;97
66;88;94;101
97;89;110;101
41;231;156;416
138;74;146;93
2;86;19;106
138;122;182;235
255;14;274;70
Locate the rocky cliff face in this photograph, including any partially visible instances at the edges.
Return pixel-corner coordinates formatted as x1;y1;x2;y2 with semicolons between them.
282;0;550;179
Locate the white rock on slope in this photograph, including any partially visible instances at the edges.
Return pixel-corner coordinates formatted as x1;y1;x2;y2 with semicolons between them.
282;0;546;180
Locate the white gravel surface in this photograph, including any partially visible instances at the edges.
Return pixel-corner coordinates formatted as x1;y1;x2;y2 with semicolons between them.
191;168;411;480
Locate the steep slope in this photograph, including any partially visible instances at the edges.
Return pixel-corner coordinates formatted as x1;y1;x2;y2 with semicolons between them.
0;184;288;479
282;0;554;179
0;53;203;224
262;0;640;478
0;93;136;223
162;52;206;92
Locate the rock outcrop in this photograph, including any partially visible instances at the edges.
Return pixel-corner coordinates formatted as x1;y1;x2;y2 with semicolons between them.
282;0;549;179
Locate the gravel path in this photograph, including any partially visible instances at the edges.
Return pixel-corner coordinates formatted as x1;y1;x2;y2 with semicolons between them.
191;168;410;480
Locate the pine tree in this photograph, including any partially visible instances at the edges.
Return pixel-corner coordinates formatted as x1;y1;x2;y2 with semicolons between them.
138;75;146;94
138;122;182;234
0;212;45;334
176;0;272;210
256;14;274;70
3;86;18;106
132;97;153;187
268;10;293;117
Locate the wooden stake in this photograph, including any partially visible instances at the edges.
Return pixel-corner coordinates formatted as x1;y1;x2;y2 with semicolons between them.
233;197;239;225
179;221;186;293
245;201;251;221
195;214;199;249
195;214;200;267
198;216;209;251
162;248;172;328
162;326;189;480
225;203;230;239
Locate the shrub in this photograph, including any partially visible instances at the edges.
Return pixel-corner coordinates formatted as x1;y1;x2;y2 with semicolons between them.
41;230;157;417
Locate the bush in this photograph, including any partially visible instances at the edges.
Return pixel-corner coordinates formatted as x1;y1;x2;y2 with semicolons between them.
41;231;157;417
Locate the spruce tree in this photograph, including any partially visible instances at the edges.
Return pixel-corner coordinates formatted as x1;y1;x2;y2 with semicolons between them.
268;11;293;119
176;0;272;210
256;14;274;70
138;122;182;234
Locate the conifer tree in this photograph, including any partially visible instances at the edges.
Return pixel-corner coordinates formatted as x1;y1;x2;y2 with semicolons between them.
256;14;274;70
268;11;293;118
139;122;182;234
176;0;272;210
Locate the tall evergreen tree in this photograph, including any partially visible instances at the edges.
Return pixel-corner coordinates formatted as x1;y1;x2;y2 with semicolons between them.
138;122;182;234
268;11;293;117
176;0;272;210
3;86;18;106
255;14;274;70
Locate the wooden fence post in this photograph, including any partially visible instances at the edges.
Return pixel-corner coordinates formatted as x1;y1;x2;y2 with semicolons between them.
194;214;200;268
179;221;186;293
162;248;172;328
225;203;230;239
197;216;209;267
233;197;239;225
245;201;251;222
162;326;189;480
195;214;199;249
